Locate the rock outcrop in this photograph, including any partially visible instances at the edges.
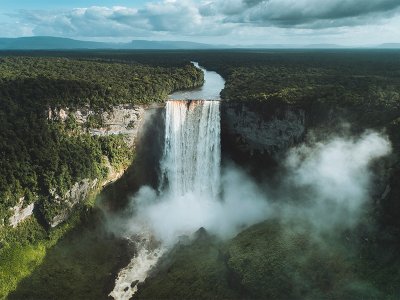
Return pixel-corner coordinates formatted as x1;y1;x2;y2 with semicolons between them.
47;104;145;147
43;104;147;227
49;179;98;228
221;101;306;157
8;197;35;228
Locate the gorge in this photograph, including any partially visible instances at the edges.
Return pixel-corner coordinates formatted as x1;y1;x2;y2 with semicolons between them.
110;63;392;299
111;65;225;299
3;52;400;299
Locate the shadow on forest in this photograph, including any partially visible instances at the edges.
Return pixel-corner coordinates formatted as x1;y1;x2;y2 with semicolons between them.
8;106;165;300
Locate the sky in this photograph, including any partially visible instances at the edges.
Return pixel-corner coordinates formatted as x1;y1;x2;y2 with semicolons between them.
0;0;400;46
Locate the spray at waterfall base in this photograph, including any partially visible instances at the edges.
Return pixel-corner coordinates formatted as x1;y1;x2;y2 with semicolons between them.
110;100;391;298
121;100;391;245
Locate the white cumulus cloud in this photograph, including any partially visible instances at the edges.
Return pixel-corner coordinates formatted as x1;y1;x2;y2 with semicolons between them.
2;0;400;45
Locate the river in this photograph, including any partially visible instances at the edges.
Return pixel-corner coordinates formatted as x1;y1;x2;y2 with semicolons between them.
169;62;225;100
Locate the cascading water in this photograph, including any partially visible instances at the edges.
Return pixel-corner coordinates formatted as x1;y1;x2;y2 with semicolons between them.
110;99;221;300
161;100;221;199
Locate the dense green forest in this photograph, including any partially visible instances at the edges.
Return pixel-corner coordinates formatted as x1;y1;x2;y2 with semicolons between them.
0;55;203;297
7;50;398;126
0;56;203;223
191;50;400;125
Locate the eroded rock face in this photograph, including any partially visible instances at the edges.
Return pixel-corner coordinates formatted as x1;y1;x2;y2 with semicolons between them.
49;178;98;228
47;107;68;122
47;104;145;147
48;158;135;227
221;101;306;156
101;156;125;188
44;104;147;227
8;197;35;228
84;105;145;147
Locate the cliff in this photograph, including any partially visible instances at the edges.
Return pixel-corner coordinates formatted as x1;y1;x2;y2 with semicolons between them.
221;101;305;156
221;98;400;244
7;104;146;228
8;198;35;228
47;104;145;147
220;101;306;175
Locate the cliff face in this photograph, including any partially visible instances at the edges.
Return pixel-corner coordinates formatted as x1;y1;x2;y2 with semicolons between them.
48;178;98;227
47;105;147;227
8;198;35;228
48;104;145;147
220;100;399;241
8;105;147;228
221;101;305;155
220;101;306;172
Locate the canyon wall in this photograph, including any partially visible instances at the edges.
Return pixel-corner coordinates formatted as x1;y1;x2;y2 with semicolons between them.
220;100;398;235
220;101;306;173
12;100;395;228
8;105;147;228
221;101;305;156
48;104;145;147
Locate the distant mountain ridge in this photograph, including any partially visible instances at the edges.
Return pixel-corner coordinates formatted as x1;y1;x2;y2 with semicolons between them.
123;40;218;49
0;37;112;50
0;36;221;50
0;36;399;50
378;43;400;49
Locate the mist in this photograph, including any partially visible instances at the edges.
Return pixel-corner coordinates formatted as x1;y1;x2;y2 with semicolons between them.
130;165;270;245
280;131;391;232
108;128;391;299
119;130;391;246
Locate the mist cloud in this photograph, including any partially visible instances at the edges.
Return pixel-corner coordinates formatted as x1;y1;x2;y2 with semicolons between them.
282;131;391;231
118;131;390;246
108;130;391;299
128;165;270;245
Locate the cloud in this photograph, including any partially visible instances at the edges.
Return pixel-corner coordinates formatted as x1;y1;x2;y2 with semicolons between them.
204;0;400;28
0;21;33;37
16;7;140;37
3;0;400;44
13;1;229;38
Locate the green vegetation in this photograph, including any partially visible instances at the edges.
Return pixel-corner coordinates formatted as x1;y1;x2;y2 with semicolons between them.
0;54;203;298
136;221;398;299
0;56;203;108
135;229;239;300
193;50;400;103
227;221;377;299
193;50;400;129
7;209;130;300
0;207;88;299
0;111;125;224
0;56;203;224
1;164;137;299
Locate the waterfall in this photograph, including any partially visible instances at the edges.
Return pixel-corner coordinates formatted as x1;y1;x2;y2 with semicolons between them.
161;100;221;199
110;99;221;300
